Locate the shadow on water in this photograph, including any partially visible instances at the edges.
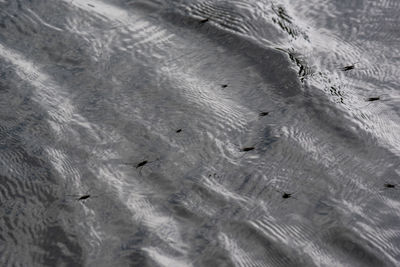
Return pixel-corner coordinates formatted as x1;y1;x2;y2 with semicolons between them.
323;227;390;267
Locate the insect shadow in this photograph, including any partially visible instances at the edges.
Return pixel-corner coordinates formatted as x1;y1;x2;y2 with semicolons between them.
341;65;355;71
378;182;400;195
275;189;298;201
258;111;270;117
339;62;360;72
360;94;390;108
122;158;160;176
65;188;108;202
199;18;209;24
240;146;256;152
234;134;276;155
383;183;399;189
234;138;266;153
233;144;257;158
257;109;279;119
367;96;380;102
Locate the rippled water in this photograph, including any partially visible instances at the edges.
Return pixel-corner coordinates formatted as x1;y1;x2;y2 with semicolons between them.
0;0;400;266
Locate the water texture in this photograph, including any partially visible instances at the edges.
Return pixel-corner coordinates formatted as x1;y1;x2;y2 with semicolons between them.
0;0;399;266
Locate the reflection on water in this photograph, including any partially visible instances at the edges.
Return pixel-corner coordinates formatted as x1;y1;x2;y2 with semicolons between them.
0;0;399;266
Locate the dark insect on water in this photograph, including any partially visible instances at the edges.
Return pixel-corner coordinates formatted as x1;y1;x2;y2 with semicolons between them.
240;147;255;152
259;111;269;117
78;195;91;201
367;97;380;102
221;84;228;88
341;64;355;71
133;158;160;175
87;3;95;7
65;188;111;203
234;142;259;156
199;18;209;24
275;189;296;199
176;129;182;133
65;192;92;202
136;160;148;169
384;183;396;188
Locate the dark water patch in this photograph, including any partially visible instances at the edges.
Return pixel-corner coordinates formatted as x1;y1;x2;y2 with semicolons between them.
323;227;393;267
162;10;302;99
35;225;84;266
117;228;149;266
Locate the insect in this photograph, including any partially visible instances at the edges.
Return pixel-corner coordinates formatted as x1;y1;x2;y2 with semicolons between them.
366;96;380;102
221;84;228;88
199;18;209;24
87;3;95;7
127;158;160;175
176;129;182;133
240;147;255;152
282;192;292;199
77;194;91;201
65;188;104;202
259;111;269;117
275;189;297;200
234;140;264;156
136;160;149;169
340;61;360;72
384;183;396;188
341;65;355;71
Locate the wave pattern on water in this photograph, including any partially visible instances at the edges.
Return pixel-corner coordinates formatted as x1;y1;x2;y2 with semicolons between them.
0;0;400;266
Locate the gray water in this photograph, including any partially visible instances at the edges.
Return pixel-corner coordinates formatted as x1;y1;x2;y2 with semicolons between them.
1;0;400;266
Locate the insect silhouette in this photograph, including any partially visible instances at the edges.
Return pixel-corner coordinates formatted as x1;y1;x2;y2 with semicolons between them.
341;65;355;71
176;129;182;133
221;84;228;88
235;141;263;154
259;111;269;117
87;3;95;7
275;189;297;200
233;140;264;157
240;147;255;152
77;194;91;201
384;183;396;189
282;192;292;199
136;160;148;168
127;158;160;175
366;96;380;102
340;62;360;72
65;188;104;202
199;18;209;24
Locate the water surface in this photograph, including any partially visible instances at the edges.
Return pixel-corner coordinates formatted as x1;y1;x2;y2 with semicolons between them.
0;0;400;266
